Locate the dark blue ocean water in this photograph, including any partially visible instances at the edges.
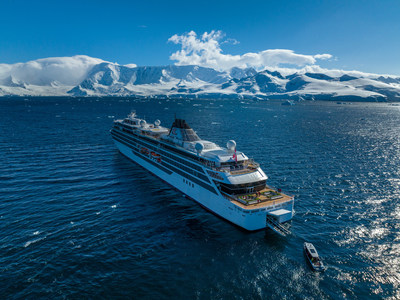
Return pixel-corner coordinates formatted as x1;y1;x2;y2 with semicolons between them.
1;97;400;299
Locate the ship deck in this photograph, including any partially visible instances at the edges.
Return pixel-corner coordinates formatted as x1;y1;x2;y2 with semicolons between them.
223;186;294;210
219;166;258;176
115;123;259;175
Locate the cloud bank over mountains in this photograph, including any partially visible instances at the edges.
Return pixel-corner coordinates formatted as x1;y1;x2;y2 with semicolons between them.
0;30;399;100
168;30;332;71
0;55;104;87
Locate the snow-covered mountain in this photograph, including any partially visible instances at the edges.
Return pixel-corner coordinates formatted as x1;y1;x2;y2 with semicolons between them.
0;55;105;96
1;55;400;101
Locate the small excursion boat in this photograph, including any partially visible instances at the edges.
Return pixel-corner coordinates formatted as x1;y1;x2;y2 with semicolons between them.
303;242;326;272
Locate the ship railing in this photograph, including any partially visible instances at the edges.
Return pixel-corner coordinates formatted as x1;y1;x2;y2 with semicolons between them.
123;128;259;174
243;159;260;170
214;160;260;174
221;189;294;207
266;185;295;198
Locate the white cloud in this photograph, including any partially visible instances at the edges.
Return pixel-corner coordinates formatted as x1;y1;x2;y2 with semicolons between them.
124;63;137;68
168;30;332;71
314;54;332;60
221;38;240;45
0;55;106;86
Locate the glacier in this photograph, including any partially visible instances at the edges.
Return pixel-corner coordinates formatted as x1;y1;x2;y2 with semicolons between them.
1;55;400;101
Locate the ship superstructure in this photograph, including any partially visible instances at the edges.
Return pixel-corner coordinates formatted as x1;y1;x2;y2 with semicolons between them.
110;111;294;232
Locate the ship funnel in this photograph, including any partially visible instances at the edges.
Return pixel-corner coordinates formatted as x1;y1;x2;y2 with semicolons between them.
227;140;236;151
168;118;201;142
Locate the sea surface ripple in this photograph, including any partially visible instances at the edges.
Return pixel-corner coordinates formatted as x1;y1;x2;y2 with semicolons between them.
1;97;400;299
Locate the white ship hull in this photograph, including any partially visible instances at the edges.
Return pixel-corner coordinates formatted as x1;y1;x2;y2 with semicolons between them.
113;139;294;231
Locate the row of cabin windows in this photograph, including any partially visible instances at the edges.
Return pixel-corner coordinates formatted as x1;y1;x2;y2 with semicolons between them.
123;119;139;126
121;123;134;130
165;160;217;195
183;178;194;188
115;129;160;154
220;161;245;167
117;126;219;171
161;143;214;168
159;148;204;173
115;128;205;173
122;128;133;134
112;134;173;176
162;141;217;168
162;156;209;183
113;131;218;195
219;180;266;195
113;129;209;183
121;124;155;137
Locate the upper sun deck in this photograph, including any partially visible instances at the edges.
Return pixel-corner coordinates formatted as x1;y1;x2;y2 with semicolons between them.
117;112;170;136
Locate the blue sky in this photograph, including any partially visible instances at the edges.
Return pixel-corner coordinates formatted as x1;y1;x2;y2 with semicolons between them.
1;0;399;75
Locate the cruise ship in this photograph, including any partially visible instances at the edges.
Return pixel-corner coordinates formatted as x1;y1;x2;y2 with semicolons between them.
110;111;294;232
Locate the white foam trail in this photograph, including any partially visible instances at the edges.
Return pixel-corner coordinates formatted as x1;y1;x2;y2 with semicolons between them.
24;236;45;248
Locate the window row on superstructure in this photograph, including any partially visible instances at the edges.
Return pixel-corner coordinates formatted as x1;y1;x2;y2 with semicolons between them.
115;121;219;169
112;134;173;175
183;178;194;188
111;132;218;195
112;128;211;184
113;124;207;174
219;180;267;195
161;158;218;195
161;155;210;183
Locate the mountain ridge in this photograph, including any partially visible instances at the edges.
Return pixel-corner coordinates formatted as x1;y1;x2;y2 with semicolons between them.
1;55;400;101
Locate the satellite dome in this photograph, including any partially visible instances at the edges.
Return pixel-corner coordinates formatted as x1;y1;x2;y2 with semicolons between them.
154;119;161;126
195;142;204;154
140;120;147;128
227;140;236;151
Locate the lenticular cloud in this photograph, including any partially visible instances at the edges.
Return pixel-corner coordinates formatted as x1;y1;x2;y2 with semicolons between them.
0;55;105;86
168;30;332;71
